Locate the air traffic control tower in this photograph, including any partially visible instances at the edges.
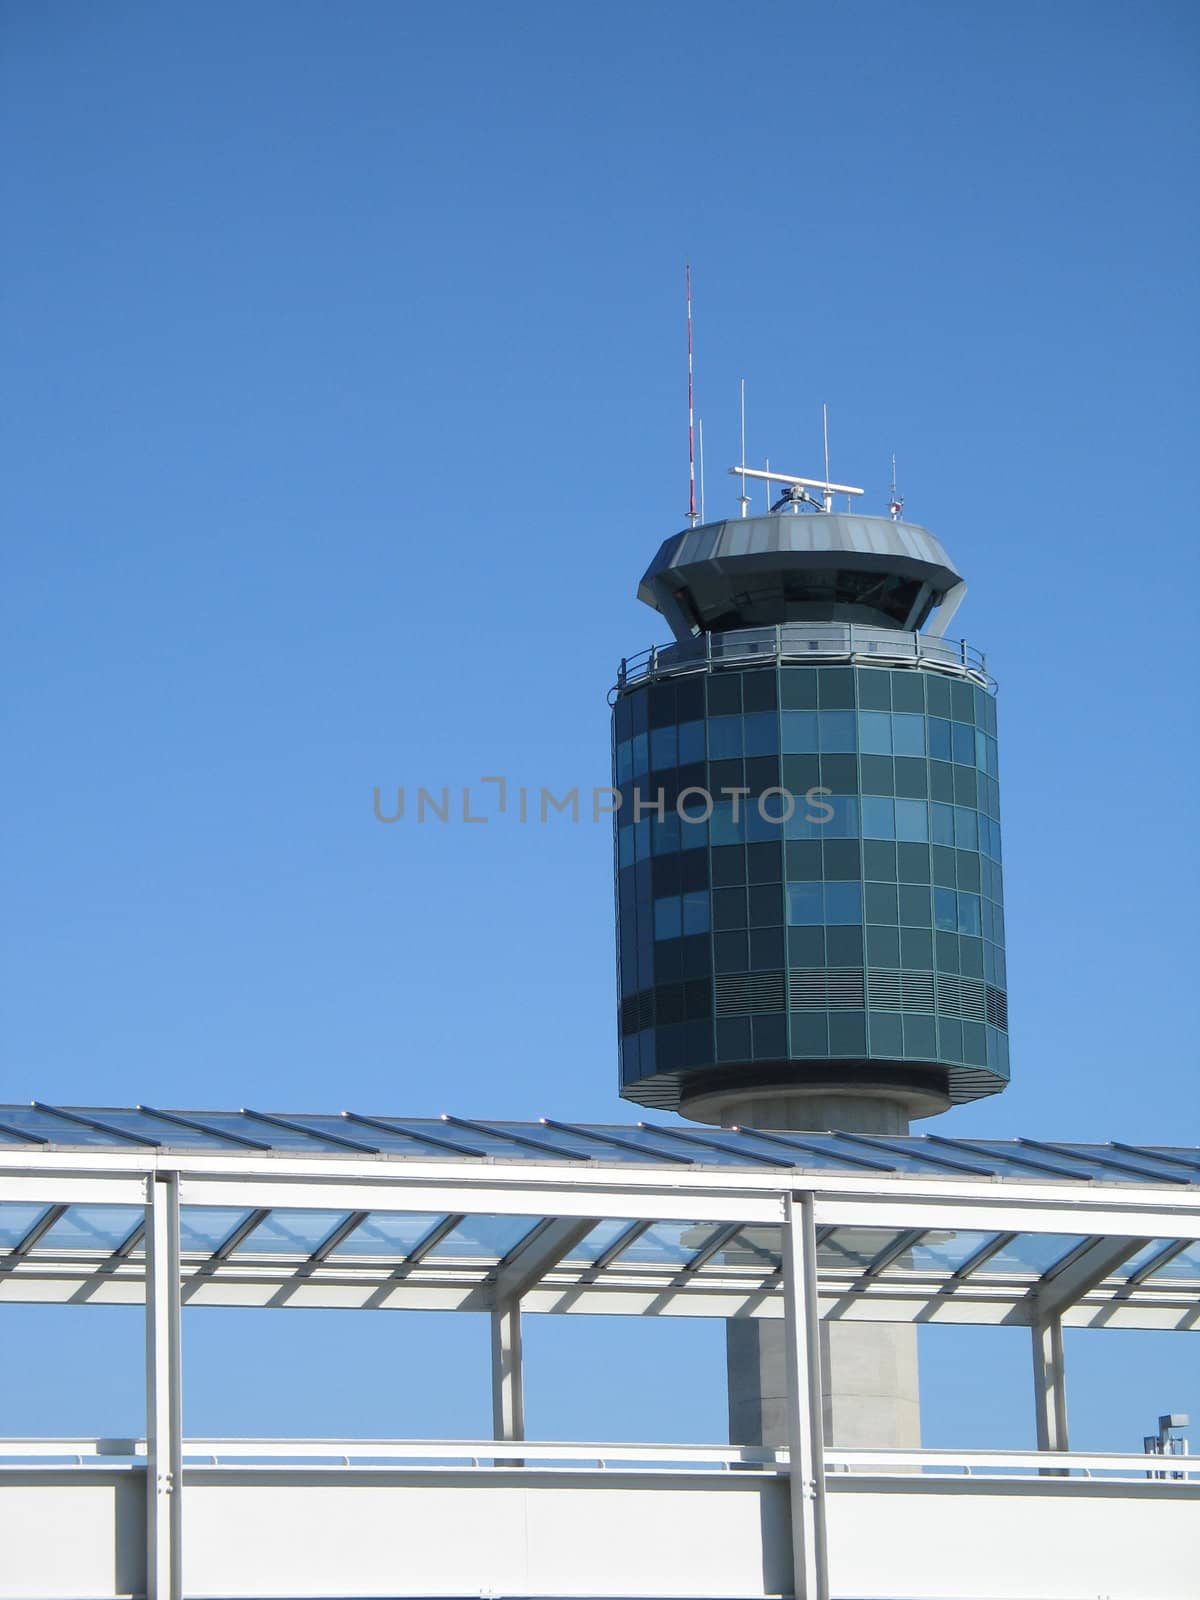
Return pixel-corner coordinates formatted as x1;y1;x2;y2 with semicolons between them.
610;465;1009;1447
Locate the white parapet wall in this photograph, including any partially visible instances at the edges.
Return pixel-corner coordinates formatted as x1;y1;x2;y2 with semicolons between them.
0;1449;1197;1600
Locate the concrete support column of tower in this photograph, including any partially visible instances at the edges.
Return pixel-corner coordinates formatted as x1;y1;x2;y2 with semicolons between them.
707;1094;923;1452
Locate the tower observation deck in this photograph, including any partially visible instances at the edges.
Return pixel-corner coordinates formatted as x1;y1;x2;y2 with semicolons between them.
611;488;1007;1134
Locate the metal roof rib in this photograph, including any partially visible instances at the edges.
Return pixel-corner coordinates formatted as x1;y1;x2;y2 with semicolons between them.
137;1105;274;1151
539;1119;695;1164
242;1109;380;1154
440;1116;586;1160
30;1103;161;1148
341;1112;487;1158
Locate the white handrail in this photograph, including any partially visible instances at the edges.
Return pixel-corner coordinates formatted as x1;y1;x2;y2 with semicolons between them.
0;1438;1193;1482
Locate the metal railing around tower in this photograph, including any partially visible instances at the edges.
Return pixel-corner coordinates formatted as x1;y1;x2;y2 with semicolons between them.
614;623;993;696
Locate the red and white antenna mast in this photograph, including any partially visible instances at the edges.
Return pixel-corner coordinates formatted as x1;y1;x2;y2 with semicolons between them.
686;264;698;525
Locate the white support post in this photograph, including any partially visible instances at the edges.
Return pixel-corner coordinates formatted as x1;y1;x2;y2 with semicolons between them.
491;1298;524;1443
783;1192;829;1600
1031;1314;1069;1453
145;1173;183;1600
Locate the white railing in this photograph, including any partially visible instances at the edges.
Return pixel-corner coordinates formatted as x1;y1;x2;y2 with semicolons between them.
0;1438;1192;1483
616;623;994;694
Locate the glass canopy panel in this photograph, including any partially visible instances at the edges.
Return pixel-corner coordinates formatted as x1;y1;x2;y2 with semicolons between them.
286;1117;459;1156
701;1227;783;1270
818;1228;905;1271
947;1142;1115;1181
561;1219;639;1264
179;1207;256;1253
37;1206;143;1252
231;1210;354;1256
0;1108;134;1147
830;1141;993;1176
221;1115;363;1153
970;1234;1089;1276
1143;1242;1200;1281
736;1133;901;1173
328;1212;447;1258
424;1215;544;1261
366;1119;495;1156
635;1127;774;1166
907;1229;997;1273
608;1221;726;1266
76;1110;245;1151
428;1125;560;1159
529;1127;669;1163
1051;1145;1198;1183
0;1204;51;1247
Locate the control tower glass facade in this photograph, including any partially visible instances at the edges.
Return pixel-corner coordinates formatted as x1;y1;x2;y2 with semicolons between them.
612;511;1008;1117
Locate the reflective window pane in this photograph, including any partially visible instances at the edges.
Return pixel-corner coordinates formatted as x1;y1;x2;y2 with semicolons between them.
862;796;895;839
859;711;892;755
654;896;682;940
787;882;823;925
892;714;926;756
825;882;863;925
818;710;856;752
708;716;743;760
934;886;958;931
895;799;928;842
782;710;819;753
678;720;706;765
649;726;677;770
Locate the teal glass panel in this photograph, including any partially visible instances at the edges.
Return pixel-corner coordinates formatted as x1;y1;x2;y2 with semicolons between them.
856;670;892;710
828;1012;867;1054
743;711;779;756
650;727;677;770
654;897;682;939
818;710;856;751
892;714;926;756
825;882;862;924
682;890;710;935
931;802;955;846
934;887;958;931
951;722;975;765
787;883;823;924
867;925;900;965
862;797;895;839
780;668;818;709
891;672;925;712
631;732;649;776
708;715;743;759
709;803;746;847
899;884;932;926
868;1012;904;1055
616;741;633;783
860;711;891;754
678;720;705;764
928;718;952;761
895;799;928;841
866;882;899;924
818;667;855;708
782;711;819;753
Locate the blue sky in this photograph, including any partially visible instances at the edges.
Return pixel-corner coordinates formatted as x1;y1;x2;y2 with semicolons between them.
1;2;1197;1452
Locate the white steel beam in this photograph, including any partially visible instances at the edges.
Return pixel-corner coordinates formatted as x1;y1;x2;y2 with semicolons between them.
1031;1315;1069;1453
783;1192;829;1600
178;1176;785;1225
493;1217;597;1304
1033;1235;1151;1321
491;1299;524;1443
145;1173;183;1600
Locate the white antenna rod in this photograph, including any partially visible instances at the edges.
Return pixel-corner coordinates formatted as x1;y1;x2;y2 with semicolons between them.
738;379;749;517
822;403;832;511
698;417;706;522
764;457;770;513
686;265;697;525
889;453;904;521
